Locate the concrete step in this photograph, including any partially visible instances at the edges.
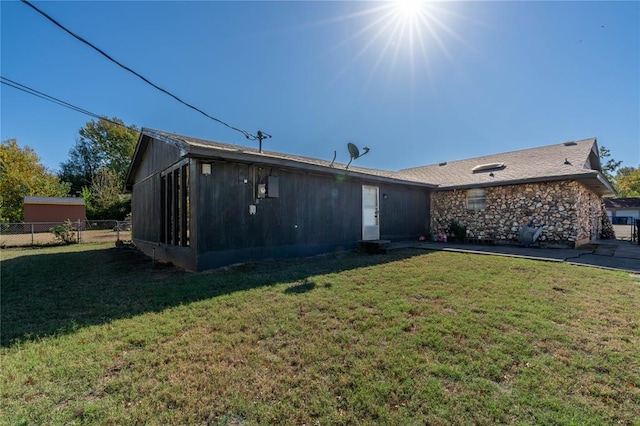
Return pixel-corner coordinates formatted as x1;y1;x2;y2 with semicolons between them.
358;239;391;254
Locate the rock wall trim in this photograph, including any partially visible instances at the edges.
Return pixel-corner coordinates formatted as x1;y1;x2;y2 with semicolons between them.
430;180;605;248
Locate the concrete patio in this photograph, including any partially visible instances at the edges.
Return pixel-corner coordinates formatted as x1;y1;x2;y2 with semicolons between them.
392;239;640;275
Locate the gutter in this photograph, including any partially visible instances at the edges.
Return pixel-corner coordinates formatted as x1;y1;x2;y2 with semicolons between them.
595;173;617;196
137;129;435;189
186;148;435;188
432;172;606;192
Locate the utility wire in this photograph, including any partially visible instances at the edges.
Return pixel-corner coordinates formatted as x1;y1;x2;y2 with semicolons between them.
1;76;137;130
21;0;259;141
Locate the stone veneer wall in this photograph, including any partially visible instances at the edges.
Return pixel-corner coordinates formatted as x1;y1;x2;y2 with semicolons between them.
431;180;604;247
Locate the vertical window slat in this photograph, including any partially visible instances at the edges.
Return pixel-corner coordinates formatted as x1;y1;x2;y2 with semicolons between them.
181;164;189;247
166;171;173;244
160;162;191;247
173;170;179;246
160;176;166;244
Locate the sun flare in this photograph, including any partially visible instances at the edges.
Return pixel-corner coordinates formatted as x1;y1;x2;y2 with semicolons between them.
393;0;426;20
301;0;465;87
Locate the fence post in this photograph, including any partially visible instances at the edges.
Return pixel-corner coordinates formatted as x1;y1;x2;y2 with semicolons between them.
31;223;34;245
77;220;81;243
116;221;120;242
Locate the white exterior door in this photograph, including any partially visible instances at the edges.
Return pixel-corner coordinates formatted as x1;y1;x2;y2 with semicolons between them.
362;185;380;240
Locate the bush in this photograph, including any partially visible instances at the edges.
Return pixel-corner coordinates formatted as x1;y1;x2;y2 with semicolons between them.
50;220;77;245
599;206;616;240
449;221;467;242
87;196;131;221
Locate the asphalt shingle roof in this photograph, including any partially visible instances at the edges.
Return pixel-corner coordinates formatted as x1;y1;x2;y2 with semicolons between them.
23;196;85;205
128;131;613;196
603;198;640;209
397;138;602;189
140;129;431;186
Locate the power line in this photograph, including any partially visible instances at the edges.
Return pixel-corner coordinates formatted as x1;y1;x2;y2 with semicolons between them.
21;0;262;141
1;76;137;130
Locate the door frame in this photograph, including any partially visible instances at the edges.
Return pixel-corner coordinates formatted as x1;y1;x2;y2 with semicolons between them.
362;185;380;240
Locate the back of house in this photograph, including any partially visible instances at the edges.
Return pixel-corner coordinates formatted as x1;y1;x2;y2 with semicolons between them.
398;138;615;247
125;129;433;271
124;131;616;270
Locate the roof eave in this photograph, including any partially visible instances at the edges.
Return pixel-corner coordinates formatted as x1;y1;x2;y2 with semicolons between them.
23;196;86;206
187;146;435;188
124;129;192;193
604;198;640;209
125;129;435;189
594;173;617;197
434;172;616;196
123;132;149;193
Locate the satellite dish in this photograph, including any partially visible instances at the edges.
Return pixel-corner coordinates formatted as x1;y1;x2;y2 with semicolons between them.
348;143;360;160
346;142;371;169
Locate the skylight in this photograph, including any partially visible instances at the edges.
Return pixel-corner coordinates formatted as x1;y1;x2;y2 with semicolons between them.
471;162;505;173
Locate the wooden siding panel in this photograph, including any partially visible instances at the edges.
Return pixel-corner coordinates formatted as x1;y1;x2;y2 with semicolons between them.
132;175;159;243
23;204;86;223
181;164;189;247
131;137;185;244
196;162;430;254
134;138;183;182
379;184;430;240
172;170;179;245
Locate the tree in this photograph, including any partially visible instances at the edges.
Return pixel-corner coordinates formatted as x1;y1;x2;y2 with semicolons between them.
83;168;131;220
59;137;103;193
599;145;622;184
0;139;70;222
60;117;139;194
615;166;640;197
60;117;139;219
597;146;639;197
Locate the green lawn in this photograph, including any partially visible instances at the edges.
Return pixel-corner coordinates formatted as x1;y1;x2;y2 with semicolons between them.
1;243;639;425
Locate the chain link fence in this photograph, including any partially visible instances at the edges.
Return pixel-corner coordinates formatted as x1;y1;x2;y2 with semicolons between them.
0;220;132;248
611;217;638;242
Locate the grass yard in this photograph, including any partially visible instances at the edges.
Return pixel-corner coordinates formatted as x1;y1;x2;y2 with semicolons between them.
1;243;639;425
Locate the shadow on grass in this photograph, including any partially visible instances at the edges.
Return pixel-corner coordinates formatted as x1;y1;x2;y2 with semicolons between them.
284;280;316;294
1;245;426;347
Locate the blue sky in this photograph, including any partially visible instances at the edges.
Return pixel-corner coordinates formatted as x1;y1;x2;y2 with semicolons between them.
1;1;638;173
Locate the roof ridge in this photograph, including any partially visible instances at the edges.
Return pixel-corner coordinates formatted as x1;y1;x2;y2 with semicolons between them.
139;128;429;186
144;128;401;176
400;137;596;172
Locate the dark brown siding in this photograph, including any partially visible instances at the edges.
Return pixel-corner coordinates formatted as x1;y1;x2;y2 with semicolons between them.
130;136;431;271
131;138;183;244
23;204;86;223
132;176;160;243
135;137;183;179
194;161;430;269
378;183;430;240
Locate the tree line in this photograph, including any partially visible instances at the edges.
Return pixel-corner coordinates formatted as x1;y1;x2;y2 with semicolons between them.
1;117;139;222
599;146;640;198
1;121;639;223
